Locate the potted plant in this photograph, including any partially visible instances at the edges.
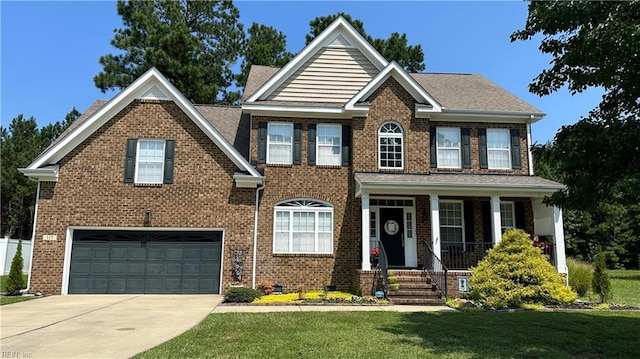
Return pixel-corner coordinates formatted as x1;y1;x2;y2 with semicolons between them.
370;247;380;268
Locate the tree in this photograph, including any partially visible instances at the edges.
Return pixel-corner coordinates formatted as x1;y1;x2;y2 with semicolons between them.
94;0;244;104
5;240;25;295
592;248;612;303
306;13;426;72
469;229;576;309
236;23;293;89
0;109;80;239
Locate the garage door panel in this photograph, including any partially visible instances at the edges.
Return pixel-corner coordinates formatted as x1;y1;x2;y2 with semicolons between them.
70;230;221;294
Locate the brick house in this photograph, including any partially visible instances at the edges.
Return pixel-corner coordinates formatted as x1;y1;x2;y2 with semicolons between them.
20;18;566;300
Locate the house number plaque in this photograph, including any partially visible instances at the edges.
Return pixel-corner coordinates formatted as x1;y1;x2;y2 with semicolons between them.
383;220;399;235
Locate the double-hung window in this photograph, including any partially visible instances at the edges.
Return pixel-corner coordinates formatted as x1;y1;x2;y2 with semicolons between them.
267;123;293;164
378;122;403;169
274;199;333;254
436;128;461;168
316;124;341;166
439;201;464;250
487;129;511;169
500;202;515;233
136;139;165;184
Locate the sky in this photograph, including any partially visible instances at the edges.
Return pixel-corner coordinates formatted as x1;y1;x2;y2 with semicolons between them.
1;0;604;144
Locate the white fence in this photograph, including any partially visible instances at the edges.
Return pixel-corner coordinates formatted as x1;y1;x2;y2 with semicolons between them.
0;237;32;275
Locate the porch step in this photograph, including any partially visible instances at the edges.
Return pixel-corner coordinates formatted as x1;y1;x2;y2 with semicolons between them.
386;269;444;305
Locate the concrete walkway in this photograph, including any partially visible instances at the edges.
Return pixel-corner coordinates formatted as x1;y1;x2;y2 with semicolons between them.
1;295;453;358
0;295;222;359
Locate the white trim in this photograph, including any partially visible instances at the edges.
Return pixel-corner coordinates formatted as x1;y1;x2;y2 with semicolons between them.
430;194;441;260
491;195;502;245
272;199;334;255
439;109;546;123
436;127;462;169
553;206;568;274
361;193;371;270
247;17;388;103
499;201;516;231
316;124;342;166
266;122;294;165
378;121;404;170
18;166;59;182
439;200;465;249
24;182;40;293
26;68;261;179
233;173;266;188
61;226;226;295
345;62;442;112
370;196;417;267
134;139;165;184
486;129;512;170
242;103;369;118
527;123;534;176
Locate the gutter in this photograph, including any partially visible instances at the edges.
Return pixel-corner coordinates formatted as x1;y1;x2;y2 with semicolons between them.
22;181;40;294
251;183;265;289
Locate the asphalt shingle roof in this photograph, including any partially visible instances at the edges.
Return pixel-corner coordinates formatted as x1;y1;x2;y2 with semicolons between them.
355;172;564;190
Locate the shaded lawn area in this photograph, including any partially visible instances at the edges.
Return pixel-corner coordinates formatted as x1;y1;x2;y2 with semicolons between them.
136;310;640;359
609;270;640;306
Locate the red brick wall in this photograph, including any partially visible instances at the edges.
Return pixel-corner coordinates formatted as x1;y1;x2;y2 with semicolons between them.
31;100;255;294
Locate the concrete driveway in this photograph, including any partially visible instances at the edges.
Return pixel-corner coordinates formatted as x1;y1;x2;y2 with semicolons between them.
0;295;222;358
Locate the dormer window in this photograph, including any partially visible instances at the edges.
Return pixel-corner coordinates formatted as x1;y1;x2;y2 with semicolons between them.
378;122;404;169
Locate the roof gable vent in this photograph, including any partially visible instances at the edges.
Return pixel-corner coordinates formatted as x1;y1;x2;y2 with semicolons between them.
328;34;353;48
139;85;170;101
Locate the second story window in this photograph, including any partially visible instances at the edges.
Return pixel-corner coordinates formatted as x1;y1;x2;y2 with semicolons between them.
487;129;511;169
436;127;461;168
267;123;293;165
317;124;342;166
378;122;403;169
124;138;175;185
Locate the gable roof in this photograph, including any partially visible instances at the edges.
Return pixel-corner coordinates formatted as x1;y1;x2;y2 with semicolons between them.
245;16;388;103
23;68;262;180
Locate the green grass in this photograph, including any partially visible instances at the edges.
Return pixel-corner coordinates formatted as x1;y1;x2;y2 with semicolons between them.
0;274;28;292
135;311;640;359
609;270;640;306
0;296;34;305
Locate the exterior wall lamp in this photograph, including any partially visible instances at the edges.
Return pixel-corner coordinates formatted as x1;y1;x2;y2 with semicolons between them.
144;208;152;226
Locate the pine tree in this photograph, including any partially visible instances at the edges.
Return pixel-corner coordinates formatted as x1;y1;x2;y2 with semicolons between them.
5;240;25;295
592;248;612;303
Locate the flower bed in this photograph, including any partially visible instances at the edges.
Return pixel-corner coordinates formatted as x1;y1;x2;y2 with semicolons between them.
252;290;387;305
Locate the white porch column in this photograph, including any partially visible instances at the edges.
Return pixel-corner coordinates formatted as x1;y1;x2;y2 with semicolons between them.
361;192;371;270
491;195;502;245
553;206;568;274
430;194;441;259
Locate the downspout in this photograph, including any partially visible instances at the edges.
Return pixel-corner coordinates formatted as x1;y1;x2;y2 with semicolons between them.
251;182;265;289
22;180;40;294
527;121;534;176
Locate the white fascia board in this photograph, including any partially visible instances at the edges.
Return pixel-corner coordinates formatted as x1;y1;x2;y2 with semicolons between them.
233;173;265;188
242;104;368;119
27;68;261;178
246;17;388;103
355;180;564;198
346;62;443;111
438;109;546;123
18;166;59;182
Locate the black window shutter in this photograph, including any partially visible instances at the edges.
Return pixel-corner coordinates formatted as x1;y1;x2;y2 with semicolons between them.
464;201;474;243
342;124;351;166
430;127;437;168
163;139;175;184
307;124;316;165
510;129;522;169
515;202;526;230
257;122;267;164
478;128;488;169
124;138;137;183
293;123;302;165
481;201;492;243
461;128;471;169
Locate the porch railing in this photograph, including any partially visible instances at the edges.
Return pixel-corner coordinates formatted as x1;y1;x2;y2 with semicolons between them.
440;242;493;270
371;239;390;297
423;240;448;298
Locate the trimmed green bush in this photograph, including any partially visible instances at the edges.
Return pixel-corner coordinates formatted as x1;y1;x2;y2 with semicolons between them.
592;249;612;303
567;257;593;297
223;287;262;303
5;240;25;295
469;229;577;309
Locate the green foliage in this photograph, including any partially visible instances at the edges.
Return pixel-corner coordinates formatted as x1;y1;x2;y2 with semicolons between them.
236;23;293;89
305;12;425;72
592;249;612;303
469;229;577;309
1;109;79;239
5;240;25;295
95;0;244;104
223;287;262;303
567;257;593;297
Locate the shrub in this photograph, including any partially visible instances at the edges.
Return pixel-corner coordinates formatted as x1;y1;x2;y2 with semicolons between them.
567;257;593;297
256;280;274;295
223;287;262;303
469;229;577;309
296;285;306;300
592;249;612;303
5;240;25;295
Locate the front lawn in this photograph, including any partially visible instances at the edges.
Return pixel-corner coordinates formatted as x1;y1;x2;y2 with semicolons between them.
609;270;640;306
136;310;640;359
0;296;34;306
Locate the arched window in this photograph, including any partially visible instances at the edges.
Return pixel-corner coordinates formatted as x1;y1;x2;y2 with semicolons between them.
378;122;404;169
273;199;333;254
